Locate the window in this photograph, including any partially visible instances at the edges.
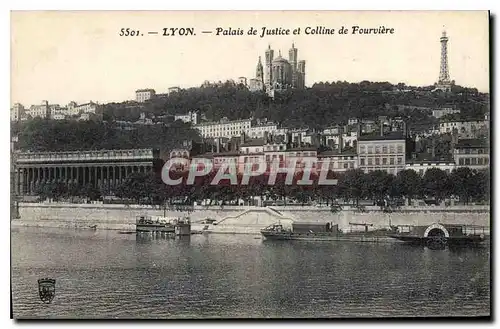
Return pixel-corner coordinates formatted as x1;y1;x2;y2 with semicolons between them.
368;146;374;154
382;158;387;165
343;163;348;169
465;158;471;165
397;145;403;153
360;158;365;166
471;158;477;165
375;146;380;154
485;158;489;165
459;158;465;165
389;145;395;154
375;158;380;165
397;157;402;165
360;146;366;154
382;146;388;153
368;158;373;165
390;158;395;165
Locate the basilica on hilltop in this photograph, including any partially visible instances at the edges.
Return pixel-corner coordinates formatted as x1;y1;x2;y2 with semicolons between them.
248;44;306;95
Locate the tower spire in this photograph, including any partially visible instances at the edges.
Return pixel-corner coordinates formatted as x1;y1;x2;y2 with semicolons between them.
438;30;450;84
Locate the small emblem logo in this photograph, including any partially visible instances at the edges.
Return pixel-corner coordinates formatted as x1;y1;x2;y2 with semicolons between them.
38;278;56;304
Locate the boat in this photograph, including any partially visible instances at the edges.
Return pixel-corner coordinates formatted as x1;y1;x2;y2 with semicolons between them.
135;216;175;233
388;223;489;248
117;230;136;234
260;222;397;243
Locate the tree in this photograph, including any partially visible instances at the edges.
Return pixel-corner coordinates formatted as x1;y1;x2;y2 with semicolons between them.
366;170;394;204
450;167;475;204
422;168;452;203
395;169;422;204
469;169;490;203
338;169;367;206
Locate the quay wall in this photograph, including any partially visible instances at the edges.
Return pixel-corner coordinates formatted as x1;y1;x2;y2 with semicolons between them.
12;203;490;234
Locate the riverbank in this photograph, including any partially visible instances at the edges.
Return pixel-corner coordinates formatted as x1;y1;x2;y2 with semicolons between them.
11;202;490;234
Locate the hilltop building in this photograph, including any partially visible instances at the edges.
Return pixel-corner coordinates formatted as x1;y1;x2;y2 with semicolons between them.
249;44;306;95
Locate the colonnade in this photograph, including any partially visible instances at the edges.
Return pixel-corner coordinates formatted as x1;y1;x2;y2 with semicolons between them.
13;164;153;195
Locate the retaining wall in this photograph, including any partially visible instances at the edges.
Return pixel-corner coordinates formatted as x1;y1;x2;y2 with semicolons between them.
12;203;490;234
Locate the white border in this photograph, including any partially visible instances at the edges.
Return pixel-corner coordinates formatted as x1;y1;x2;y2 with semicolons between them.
2;1;497;328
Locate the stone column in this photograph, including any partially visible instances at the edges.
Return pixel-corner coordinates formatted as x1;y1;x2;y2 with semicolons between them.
112;166;116;187
14;169;19;195
84;166;89;186
19;168;25;195
28;168;33;194
25;168;31;195
34;167;39;191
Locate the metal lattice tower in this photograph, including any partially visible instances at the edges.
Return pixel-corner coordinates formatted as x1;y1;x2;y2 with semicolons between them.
438;31;450;84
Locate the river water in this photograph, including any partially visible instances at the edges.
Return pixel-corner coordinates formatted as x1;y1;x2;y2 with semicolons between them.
11;227;490;319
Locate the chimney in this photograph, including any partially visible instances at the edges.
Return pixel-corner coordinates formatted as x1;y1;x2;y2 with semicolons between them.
450;128;458;155
380;121;384;136
314;133;320;148
338;127;343;153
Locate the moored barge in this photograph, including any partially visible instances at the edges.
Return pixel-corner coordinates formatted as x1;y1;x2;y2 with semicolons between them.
388;223;489;248
135;216;175;233
261;221;397;243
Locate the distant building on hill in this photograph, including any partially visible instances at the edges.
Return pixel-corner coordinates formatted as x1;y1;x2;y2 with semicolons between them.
135;89;156;102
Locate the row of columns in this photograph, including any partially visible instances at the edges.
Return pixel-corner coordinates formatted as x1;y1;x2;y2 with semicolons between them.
13;165;153;195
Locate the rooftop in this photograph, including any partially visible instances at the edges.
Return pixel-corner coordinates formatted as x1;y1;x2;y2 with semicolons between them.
287;146;318;152
455;139;489;149
240;139;266;147
318;150;357;157
358;132;406;141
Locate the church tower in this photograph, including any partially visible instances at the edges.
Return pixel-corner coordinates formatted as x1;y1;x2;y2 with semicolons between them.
297;60;306;89
289;43;298;88
265;45;274;91
256;56;264;83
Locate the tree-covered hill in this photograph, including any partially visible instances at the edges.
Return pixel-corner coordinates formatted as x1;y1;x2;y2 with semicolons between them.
12;118;201;152
104;80;488;130
11;81;489;152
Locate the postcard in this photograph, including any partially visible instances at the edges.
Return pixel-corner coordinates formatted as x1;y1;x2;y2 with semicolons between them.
10;11;490;319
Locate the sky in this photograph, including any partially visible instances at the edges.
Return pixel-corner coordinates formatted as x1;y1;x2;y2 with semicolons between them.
11;10;489;106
